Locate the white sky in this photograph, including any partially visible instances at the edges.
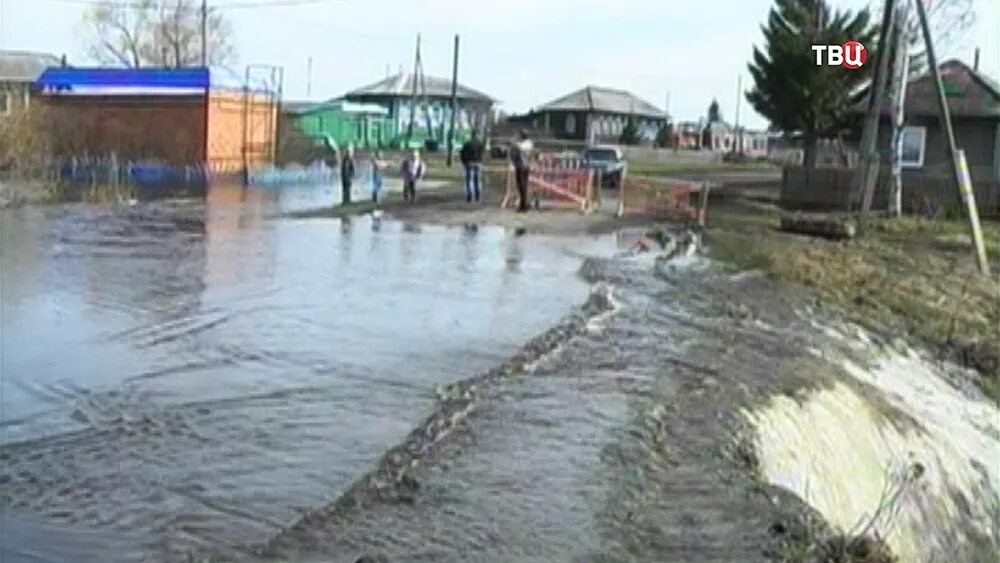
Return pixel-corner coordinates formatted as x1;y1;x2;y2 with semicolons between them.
2;0;998;129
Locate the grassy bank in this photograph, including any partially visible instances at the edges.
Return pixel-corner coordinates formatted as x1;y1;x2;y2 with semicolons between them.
706;198;999;401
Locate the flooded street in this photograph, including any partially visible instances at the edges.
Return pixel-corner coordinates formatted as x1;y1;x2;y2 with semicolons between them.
0;185;614;561
2;185;997;563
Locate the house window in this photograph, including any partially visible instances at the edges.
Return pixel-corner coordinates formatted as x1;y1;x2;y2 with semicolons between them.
566;114;576;134
900;126;927;168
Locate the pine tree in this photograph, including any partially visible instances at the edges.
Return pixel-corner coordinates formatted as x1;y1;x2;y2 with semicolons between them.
746;0;875;168
707;100;722;123
619;118;642;146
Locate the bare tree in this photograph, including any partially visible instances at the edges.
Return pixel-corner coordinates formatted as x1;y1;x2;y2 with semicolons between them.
84;0;154;67
84;0;235;68
902;0;975;70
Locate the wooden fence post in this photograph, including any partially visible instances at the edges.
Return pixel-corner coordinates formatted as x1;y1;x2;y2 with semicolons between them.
697;181;711;227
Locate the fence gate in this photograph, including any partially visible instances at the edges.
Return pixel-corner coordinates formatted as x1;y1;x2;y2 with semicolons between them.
242;64;282;172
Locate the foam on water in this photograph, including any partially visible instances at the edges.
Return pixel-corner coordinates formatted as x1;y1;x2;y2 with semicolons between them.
743;332;999;562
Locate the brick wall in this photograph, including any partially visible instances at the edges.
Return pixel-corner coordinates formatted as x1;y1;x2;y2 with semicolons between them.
41;94;206;164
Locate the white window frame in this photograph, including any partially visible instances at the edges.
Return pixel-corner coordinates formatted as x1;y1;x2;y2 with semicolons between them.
899;126;927;168
565;113;576;134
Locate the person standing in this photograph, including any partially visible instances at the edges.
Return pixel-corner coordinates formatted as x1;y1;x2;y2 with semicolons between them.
459;130;485;202
509;129;533;212
401;149;426;203
340;144;356;205
369;151;386;203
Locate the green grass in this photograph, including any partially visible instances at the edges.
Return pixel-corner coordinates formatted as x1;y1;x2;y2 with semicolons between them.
706;201;1000;402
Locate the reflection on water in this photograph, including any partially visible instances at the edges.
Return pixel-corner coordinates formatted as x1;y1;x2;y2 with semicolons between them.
0;184;616;561
2;185;996;563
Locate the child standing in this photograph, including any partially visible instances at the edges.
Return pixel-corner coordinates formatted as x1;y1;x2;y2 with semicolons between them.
400;149;426;203
369;151;386;203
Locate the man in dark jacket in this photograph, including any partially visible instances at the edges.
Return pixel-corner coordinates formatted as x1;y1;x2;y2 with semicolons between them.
459;130;486;202
340;144;356;205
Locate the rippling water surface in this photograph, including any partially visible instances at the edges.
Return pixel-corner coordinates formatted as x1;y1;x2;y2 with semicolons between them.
1;184;614;561
2;184;997;563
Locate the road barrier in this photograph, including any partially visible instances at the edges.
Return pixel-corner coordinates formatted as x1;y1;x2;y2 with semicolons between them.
500;153;600;212
618;177;711;225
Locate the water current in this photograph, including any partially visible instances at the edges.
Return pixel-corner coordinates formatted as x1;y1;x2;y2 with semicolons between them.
1;184;996;562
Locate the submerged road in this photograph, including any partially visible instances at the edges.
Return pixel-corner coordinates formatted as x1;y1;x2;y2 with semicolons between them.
1;182;996;563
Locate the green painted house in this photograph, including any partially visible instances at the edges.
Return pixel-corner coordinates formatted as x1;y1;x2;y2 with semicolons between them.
344;73;495;149
286;99;392;150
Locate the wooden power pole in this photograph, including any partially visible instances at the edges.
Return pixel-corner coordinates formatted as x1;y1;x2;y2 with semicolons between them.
913;0;989;274
857;0;896;233
200;0;208;67
446;35;460;167
405;34;421;146
888;0;910;216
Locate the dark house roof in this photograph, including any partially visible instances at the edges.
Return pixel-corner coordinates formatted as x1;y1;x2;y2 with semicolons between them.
1;50;62;83
862;59;1000;118
284;100;320;114
345;73;494;103
535;86;666;119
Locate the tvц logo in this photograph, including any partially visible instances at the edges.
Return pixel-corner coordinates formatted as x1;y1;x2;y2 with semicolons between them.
812;41;867;69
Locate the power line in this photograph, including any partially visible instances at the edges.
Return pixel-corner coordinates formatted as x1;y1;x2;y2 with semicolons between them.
50;0;344;9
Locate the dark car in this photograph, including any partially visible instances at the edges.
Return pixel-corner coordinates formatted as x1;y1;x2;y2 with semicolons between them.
581;146;626;188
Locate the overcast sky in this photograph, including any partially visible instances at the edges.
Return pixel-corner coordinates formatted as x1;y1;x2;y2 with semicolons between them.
2;0;998;129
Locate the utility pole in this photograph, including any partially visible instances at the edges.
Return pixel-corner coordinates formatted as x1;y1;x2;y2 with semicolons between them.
914;0;989;274
446;34;460;167
306;56;313;99
733;74;742;155
405;34;421;146
857;0;896;233
888;0;910;216
200;0;208;67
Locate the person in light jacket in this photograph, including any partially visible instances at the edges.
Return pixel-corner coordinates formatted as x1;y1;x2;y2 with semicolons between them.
340;144;356;205
369;151;386;203
509;130;533;212
401;149;426;203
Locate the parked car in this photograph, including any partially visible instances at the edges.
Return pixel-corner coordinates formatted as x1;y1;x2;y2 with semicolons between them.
581;146;626;188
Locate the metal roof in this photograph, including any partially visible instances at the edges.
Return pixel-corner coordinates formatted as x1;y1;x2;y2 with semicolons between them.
287;98;389;116
35;67;274;95
345;72;493;103
0;50;62;82
536;86;666;118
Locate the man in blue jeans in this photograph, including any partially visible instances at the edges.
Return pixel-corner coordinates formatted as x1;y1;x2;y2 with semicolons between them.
459;130;485;202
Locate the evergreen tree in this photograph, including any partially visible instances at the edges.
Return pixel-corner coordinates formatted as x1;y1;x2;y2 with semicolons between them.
619;118;642;146
746;0;875;168
655;122;675;148
707;99;722;123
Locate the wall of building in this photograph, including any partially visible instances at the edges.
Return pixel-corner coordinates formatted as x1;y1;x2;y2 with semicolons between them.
350;94;490;147
0;83;32;117
206;89;276;173
41;94;206;164
294;108;389;149
875;116;1000;184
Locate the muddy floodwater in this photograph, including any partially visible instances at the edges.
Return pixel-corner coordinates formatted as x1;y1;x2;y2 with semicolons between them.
2;184;997;563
